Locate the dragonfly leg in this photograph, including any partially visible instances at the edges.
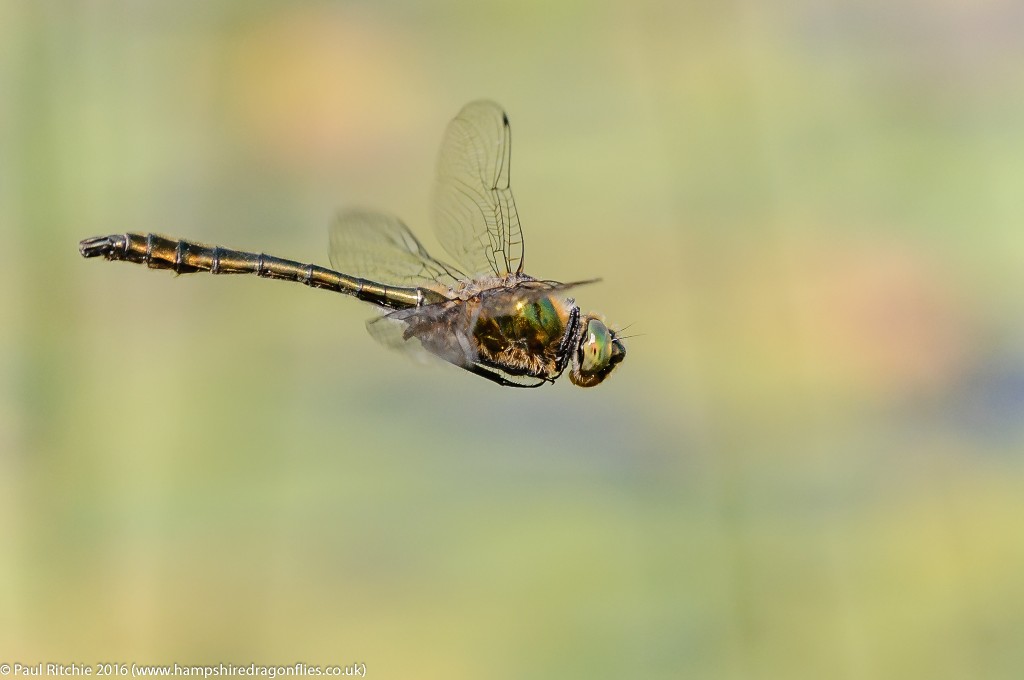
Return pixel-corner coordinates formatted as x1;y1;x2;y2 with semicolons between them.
464;364;547;388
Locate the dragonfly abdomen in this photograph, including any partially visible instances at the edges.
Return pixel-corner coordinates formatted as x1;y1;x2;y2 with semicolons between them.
78;232;435;311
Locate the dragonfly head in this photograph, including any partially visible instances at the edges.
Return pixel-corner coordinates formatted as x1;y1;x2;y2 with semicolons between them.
569;315;626;387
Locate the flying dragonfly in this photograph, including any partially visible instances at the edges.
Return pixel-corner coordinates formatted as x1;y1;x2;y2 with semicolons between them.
79;101;626;388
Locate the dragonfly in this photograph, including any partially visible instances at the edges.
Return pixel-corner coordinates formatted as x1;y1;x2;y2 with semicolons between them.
79;100;626;388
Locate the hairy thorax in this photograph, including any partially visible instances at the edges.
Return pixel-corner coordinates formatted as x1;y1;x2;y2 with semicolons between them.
471;290;572;379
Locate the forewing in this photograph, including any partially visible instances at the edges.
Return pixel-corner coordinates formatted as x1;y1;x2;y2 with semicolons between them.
433;100;524;278
329;209;464;289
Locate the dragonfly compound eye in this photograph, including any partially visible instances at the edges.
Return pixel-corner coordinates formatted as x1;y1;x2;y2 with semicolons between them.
570;317;626;387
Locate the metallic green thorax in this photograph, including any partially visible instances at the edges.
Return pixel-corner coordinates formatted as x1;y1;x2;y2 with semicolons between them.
473;296;569;379
475;297;563;354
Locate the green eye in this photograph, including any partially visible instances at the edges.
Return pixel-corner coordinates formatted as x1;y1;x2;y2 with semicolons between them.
570;316;626;388
580;320;612;373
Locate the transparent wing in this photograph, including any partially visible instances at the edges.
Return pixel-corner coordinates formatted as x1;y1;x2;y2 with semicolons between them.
367;303;547;388
433;100;524;278
367;300;479;368
365;313;440;366
329;209;465;289
492;277;602;301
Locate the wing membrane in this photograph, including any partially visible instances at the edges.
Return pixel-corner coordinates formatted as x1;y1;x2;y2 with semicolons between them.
329;210;464;289
433;100;525;278
367;300;479;368
367;301;547;388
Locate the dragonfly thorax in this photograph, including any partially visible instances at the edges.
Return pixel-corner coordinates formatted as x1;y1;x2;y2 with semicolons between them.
466;285;625;387
471;293;573;382
447;272;531;300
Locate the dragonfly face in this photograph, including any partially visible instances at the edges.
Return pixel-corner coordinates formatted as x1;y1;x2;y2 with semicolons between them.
79;101;627;388
570;316;627;387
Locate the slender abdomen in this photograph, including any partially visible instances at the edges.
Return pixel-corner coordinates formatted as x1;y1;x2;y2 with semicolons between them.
79;232;445;310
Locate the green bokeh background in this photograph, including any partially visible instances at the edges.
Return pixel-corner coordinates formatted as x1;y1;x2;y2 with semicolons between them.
3;1;1024;677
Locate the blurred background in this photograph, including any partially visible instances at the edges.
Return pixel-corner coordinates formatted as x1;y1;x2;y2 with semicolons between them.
3;0;1023;677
